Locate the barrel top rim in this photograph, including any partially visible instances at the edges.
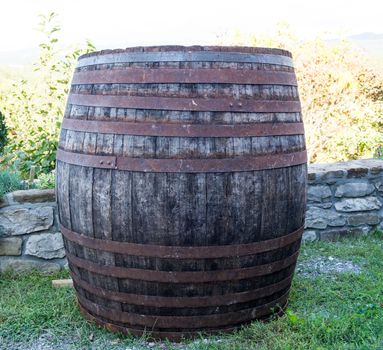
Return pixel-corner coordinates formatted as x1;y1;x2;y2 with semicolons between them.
78;46;293;61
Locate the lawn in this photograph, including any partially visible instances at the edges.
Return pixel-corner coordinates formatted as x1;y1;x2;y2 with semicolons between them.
0;232;382;350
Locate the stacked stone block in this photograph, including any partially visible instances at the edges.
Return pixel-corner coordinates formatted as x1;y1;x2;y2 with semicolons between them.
0;189;66;273
304;159;383;241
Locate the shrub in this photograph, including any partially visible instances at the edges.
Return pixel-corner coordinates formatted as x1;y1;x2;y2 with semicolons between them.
227;25;383;163
34;171;55;189
0;170;26;198
0;111;7;154
0;12;95;177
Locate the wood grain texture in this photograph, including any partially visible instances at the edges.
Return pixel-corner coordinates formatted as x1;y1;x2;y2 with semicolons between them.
56;46;307;339
52;279;73;288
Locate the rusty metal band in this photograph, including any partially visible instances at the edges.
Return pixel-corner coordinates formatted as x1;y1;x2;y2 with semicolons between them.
76;289;290;329
72;68;297;85
56;149;307;173
76;52;294;68
71;270;293;308
65;250;299;283
78;303;264;341
68;94;301;113
61;118;304;138
60;224;303;259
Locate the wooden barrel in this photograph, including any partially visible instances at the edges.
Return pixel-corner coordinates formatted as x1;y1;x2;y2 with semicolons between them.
56;46;307;340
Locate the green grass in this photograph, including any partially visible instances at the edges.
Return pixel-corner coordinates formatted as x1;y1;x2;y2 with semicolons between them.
1;232;383;350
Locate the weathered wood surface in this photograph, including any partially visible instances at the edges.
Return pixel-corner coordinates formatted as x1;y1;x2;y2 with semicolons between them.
52;279;73;288
56;46;307;339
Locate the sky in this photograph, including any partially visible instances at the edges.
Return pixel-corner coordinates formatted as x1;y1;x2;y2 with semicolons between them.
1;0;382;53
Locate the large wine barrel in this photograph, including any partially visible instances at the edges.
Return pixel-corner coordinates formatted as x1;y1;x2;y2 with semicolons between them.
56;46;307;340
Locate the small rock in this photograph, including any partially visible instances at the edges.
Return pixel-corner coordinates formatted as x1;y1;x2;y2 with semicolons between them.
308;185;332;202
0;237;22;255
305;217;327;229
347;213;380;226
305;207;345;229
347;168;368;178
305;207;328;229
328;215;347;227
302;231;317;242
335;182;374;198
335;197;382;212
0;206;54;236
370;166;383;174
374;180;383;193
321;170;346;184
0;258;61;273
318;228;349;241
0;194;12;208
313;202;333;209
11;189;55;204
25;232;65;259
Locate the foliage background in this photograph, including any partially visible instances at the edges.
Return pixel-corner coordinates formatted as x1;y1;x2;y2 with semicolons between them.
230;25;383;163
0;13;95;177
0;17;382;179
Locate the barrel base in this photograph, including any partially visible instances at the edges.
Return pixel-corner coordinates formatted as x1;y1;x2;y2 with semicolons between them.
77;300;288;341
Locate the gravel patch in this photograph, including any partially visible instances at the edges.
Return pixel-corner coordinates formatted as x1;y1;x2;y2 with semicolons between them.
0;332;76;350
0;334;221;350
297;256;362;277
1;336;228;350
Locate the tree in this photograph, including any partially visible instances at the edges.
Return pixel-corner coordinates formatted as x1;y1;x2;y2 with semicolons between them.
0;12;96;176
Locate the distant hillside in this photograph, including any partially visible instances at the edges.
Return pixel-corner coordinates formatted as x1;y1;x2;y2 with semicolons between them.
348;32;383;41
327;32;383;73
0;32;382;72
351;37;383;73
0;47;39;66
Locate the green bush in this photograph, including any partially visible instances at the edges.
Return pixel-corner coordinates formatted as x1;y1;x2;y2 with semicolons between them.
0;170;26;198
228;25;383;163
0;110;7;154
0;168;55;198
34;171;55;189
0;12;95;178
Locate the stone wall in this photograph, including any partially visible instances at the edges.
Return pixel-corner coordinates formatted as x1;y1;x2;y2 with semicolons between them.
304;159;383;241
0;159;382;272
0;189;66;273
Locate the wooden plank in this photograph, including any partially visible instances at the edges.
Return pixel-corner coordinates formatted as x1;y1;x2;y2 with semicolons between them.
52;279;73;288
